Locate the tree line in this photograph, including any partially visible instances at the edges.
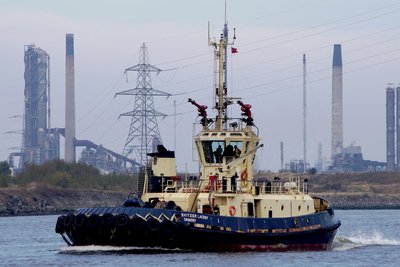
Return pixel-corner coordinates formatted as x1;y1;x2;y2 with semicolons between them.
0;160;137;192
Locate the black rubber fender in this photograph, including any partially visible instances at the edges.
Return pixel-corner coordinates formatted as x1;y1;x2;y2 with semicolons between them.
101;213;115;227
63;213;75;229
55;215;65;234
116;214;129;227
131;216;145;231
161;219;175;234
74;214;87;228
147;217;160;232
88;213;100;228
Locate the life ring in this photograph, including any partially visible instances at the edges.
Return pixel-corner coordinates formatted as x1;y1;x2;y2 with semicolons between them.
240;169;248;180
229;205;236;216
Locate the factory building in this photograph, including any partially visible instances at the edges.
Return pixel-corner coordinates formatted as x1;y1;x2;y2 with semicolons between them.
329;145;385;173
17;45;61;168
285;160;310;173
9;37;138;174
384;84;400;171
329;44;385;173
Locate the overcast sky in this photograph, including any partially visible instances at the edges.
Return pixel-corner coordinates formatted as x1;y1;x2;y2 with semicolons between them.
1;0;399;172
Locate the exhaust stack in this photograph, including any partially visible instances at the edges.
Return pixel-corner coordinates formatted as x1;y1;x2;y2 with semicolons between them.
65;33;76;162
331;44;343;157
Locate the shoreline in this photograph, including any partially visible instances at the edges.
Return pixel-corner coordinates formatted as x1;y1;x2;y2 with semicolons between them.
1;187;400;216
0;187;128;217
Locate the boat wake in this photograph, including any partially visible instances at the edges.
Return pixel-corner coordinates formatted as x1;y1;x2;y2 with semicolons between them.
333;230;400;251
59;245;190;255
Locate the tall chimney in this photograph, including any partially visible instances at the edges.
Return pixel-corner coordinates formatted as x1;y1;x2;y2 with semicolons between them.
303;54;307;167
396;87;400;170
280;141;284;171
65;33;76;162
331;44;343;158
386;85;395;171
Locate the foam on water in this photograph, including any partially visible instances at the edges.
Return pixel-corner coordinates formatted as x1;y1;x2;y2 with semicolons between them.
61;245;142;252
333;230;400;251
59;245;188;254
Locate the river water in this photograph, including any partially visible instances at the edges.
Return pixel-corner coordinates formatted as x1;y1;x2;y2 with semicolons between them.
0;210;399;266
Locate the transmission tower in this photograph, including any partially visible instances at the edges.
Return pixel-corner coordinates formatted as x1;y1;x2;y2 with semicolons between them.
116;43;171;167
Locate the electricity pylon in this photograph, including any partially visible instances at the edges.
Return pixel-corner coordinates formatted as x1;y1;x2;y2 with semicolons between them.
116;43;171;167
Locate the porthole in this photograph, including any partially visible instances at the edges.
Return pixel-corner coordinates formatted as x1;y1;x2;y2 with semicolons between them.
307;205;310;211
306;218;310;224
281;205;284;211
298;205;301;211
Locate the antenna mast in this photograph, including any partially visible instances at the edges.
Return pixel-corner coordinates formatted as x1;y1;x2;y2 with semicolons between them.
208;10;236;130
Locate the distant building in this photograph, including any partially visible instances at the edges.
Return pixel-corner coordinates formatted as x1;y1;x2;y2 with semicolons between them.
285;159;310;173
329;145;385;173
386;85;395;171
15;45;61;168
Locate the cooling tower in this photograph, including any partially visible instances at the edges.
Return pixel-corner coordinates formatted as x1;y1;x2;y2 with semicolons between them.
331;44;343;157
65;34;76;162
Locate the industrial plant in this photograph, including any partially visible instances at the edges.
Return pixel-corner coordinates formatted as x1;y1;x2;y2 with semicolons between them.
283;44;385;173
9;34;142;174
385;84;400;171
6;37;388;175
328;44;385;173
8;45;61;169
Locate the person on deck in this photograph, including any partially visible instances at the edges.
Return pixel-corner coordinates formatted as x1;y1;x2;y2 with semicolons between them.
214;145;223;163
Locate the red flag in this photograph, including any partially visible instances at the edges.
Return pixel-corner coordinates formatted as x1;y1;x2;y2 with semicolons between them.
231;47;238;54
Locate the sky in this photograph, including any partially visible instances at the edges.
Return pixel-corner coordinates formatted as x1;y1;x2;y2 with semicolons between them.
1;0;400;172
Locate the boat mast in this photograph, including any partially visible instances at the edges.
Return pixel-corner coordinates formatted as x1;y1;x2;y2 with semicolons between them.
208;9;235;131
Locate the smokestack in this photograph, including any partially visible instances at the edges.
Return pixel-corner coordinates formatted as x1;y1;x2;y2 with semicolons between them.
65;33;76;162
387;85;395;171
331;44;343;158
303;54;307;166
280;141;284;171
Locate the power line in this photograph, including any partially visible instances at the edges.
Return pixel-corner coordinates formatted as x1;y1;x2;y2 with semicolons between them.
238;8;400;56
154;24;400;92
239;2;400;48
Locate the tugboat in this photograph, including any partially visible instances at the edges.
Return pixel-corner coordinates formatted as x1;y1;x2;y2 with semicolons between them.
55;21;340;252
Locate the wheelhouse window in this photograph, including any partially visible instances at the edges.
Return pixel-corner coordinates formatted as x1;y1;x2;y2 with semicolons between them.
202;141;225;163
229;141;243;158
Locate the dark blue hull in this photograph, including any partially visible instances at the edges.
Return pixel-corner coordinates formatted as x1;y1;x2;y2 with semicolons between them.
56;206;340;252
